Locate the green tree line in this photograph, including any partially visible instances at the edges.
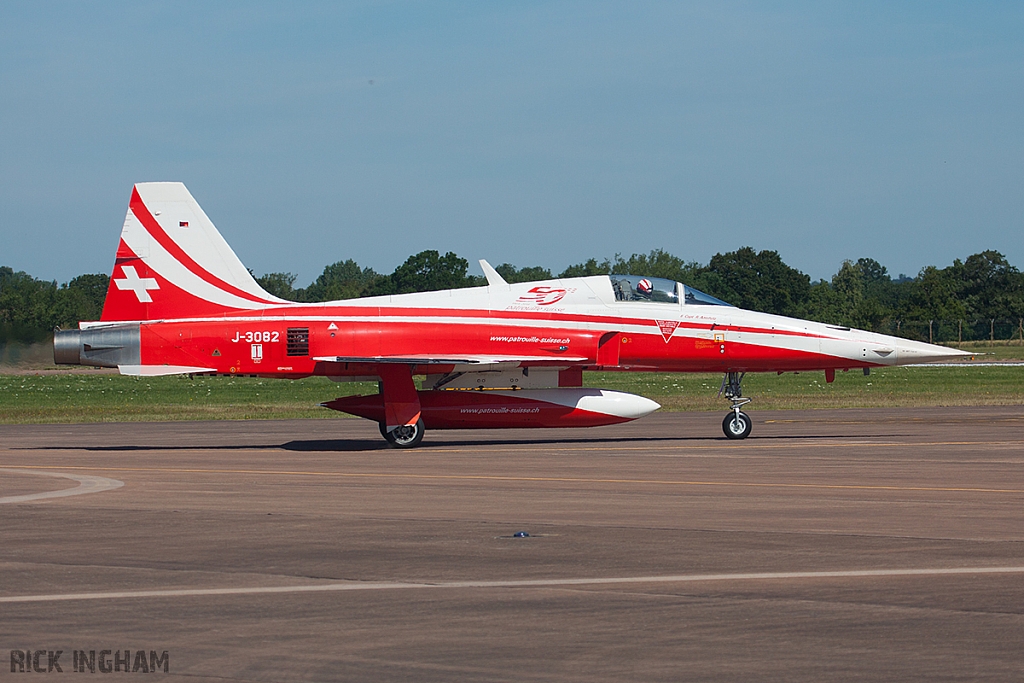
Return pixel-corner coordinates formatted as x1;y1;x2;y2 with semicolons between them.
3;248;1022;346
0;268;109;345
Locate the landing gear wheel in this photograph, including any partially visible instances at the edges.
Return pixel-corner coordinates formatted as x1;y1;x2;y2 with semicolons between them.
722;411;752;439
379;419;425;448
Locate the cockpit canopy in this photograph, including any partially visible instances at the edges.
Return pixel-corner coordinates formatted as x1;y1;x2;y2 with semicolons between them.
681;285;732;306
610;275;678;303
609;275;732;306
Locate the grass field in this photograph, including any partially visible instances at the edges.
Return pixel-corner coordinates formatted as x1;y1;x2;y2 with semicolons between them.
0;373;377;423
0;365;1021;424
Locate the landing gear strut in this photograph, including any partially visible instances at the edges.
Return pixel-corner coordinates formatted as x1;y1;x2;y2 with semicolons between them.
719;372;752;439
376;365;425;448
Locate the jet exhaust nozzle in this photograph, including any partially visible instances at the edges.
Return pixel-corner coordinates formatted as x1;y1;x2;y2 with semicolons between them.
53;328;82;365
53;325;142;368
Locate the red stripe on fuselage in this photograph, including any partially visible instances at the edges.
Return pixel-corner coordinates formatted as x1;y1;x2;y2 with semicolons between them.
233;303;840;342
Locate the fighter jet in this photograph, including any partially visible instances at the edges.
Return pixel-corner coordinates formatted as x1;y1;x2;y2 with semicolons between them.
54;183;970;446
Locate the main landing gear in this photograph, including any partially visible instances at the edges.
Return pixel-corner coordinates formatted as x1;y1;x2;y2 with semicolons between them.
379;419;425;448
719;371;752;439
376;365;425;448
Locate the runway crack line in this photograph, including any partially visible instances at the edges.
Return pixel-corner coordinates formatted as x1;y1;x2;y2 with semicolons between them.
3;567;1024;604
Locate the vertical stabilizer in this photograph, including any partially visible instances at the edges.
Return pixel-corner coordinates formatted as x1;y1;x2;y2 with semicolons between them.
100;183;286;322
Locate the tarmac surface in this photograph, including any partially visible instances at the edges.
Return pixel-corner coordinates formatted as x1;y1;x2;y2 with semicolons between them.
2;406;1024;682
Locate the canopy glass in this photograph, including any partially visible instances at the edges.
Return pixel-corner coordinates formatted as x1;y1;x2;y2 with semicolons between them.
609;275;732;306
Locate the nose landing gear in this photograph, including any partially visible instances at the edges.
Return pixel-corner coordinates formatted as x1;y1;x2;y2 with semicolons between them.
719;371;752;439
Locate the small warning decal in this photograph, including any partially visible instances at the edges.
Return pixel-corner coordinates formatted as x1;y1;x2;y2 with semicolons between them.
655;319;679;342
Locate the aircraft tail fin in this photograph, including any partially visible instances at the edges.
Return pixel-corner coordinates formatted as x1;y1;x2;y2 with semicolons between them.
99;182;286;322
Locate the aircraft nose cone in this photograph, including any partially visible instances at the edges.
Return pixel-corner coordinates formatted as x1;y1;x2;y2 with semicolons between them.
895;339;973;364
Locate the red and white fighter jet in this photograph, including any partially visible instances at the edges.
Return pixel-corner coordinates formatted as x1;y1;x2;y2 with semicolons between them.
55;182;969;446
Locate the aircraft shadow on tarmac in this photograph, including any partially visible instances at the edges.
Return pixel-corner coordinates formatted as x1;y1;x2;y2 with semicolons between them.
13;433;908;453
283;435;687;451
376;433;909;451
14;441;386;453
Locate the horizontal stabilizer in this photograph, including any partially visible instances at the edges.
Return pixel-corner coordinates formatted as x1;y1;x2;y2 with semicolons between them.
119;365;217;377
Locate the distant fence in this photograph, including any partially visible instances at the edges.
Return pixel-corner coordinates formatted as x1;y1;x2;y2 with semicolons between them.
877;319;1024;344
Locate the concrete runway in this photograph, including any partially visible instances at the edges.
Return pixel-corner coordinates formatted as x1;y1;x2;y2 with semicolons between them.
2;406;1024;681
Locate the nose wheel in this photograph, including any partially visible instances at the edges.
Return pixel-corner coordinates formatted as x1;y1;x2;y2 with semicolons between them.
719;371;753;439
723;410;752;439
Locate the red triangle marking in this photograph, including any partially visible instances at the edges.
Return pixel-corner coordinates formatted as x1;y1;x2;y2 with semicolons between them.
655;319;679;342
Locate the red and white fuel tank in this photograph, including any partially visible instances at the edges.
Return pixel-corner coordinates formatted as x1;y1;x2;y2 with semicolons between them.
323;388;660;429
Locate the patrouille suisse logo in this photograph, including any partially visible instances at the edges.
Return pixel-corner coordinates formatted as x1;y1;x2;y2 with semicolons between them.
655;319;679;342
516;286;567;306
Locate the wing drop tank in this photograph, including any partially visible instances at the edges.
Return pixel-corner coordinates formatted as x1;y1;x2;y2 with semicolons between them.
323;388;660;429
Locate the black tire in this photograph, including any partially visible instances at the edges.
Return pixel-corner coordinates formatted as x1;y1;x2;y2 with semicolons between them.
722;411;752;439
380;419;425;448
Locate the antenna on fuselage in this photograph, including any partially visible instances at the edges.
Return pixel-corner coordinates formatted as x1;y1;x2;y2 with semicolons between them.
479;259;508;288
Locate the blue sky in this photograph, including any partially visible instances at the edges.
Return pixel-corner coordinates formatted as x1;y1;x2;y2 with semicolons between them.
2;2;1022;285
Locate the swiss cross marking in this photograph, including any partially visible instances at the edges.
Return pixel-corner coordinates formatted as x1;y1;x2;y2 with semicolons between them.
655;319;679;343
114;265;160;303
